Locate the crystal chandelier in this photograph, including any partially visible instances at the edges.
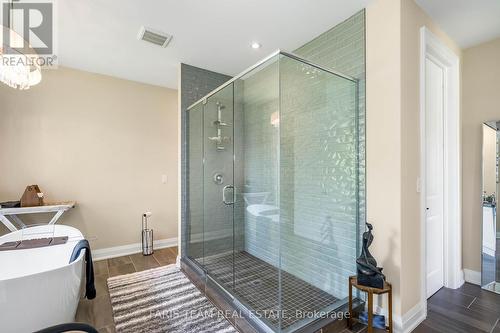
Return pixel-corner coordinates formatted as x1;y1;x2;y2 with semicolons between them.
0;1;42;90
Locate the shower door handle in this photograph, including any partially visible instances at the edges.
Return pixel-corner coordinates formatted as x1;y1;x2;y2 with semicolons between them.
222;185;235;205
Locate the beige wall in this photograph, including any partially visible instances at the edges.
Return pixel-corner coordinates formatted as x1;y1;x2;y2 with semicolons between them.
0;67;178;250
463;37;500;272
366;0;462;318
366;0;403;316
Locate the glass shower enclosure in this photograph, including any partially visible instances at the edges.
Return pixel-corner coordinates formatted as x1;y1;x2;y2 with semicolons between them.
184;51;361;333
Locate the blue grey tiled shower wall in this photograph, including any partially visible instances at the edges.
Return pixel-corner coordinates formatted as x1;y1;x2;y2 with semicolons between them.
180;64;231;257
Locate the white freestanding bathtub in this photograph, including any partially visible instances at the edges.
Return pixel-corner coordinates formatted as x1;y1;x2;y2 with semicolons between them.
0;225;86;333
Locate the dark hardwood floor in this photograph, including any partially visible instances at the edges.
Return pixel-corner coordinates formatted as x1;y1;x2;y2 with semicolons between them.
414;283;500;333
339;284;500;333
76;246;178;332
78;251;500;333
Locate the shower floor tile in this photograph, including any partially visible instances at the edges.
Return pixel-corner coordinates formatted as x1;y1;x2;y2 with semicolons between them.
203;251;339;330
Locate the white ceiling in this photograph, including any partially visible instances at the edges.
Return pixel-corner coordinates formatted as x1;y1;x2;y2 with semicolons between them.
58;0;370;89
415;0;500;49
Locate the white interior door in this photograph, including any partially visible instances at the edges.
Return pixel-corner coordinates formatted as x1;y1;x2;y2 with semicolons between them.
425;57;445;298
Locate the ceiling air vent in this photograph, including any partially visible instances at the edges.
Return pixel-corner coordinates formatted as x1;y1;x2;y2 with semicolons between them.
137;26;172;48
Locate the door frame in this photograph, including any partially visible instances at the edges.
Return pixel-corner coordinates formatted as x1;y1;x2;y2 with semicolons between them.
419;27;462;313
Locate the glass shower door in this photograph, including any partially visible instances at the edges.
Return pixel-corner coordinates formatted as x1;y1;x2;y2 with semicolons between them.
202;84;235;291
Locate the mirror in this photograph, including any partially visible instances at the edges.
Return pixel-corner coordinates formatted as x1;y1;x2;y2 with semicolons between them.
482;122;500;293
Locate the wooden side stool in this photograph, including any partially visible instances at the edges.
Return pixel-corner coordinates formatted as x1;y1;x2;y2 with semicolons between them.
348;275;392;333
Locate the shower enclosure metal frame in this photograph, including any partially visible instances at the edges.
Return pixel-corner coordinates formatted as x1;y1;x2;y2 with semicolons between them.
188;51;357;110
182;50;362;333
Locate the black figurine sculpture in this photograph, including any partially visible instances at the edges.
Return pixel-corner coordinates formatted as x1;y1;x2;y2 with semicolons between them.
356;222;385;289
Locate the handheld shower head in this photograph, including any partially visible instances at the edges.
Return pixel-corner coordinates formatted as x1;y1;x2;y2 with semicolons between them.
216;101;225;108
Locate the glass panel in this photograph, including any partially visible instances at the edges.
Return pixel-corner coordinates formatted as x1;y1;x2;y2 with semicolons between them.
279;54;358;331
184;51;361;333
233;56;281;331
202;83;235;290
186;103;204;265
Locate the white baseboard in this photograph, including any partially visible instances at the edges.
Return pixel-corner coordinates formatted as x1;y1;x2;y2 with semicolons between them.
397;302;426;333
463;269;481;285
93;237;178;261
375;301;426;333
176;255;181;268
457;270;466;288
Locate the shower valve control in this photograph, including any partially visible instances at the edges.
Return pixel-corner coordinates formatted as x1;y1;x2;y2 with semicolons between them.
213;173;224;185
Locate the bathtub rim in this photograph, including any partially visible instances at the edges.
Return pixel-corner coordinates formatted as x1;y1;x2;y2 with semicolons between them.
0;225;86;282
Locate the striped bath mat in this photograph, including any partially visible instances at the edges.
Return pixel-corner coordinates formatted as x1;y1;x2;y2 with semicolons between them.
107;265;238;333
